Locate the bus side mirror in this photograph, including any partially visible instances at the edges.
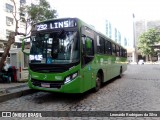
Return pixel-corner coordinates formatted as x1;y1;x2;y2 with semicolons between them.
22;37;30;55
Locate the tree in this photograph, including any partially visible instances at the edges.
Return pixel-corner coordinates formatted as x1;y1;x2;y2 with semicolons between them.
138;28;160;61
0;0;57;72
25;0;57;35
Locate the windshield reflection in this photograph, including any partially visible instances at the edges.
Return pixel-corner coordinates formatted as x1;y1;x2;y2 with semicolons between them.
29;31;79;64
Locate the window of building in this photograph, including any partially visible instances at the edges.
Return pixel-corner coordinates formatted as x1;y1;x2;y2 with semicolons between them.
6;30;13;39
109;23;112;38
124;37;127;46
20;0;26;4
118;31;121;44
6;17;14;26
6;3;13;13
115;28;117;43
106;20;109;36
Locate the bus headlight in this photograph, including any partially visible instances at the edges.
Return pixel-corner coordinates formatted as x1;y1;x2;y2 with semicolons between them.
64;72;78;84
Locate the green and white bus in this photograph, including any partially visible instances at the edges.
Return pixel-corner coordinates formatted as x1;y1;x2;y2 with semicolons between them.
22;18;127;93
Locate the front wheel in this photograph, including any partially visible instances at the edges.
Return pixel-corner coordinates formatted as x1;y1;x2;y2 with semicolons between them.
94;73;101;92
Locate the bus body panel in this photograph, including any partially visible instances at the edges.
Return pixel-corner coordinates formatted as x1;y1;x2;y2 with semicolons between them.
28;64;86;93
28;76;82;93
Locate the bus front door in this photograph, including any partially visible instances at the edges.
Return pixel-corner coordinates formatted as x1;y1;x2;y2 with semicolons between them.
82;36;94;91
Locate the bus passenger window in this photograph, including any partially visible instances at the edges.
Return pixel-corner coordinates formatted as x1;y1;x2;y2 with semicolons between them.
125;50;127;58
85;37;94;56
82;36;94;65
120;47;122;57
97;37;105;54
105;40;112;55
112;44;116;56
116;46;120;57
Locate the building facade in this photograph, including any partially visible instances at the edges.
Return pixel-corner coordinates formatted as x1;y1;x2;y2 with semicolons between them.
0;0;27;58
105;19;134;63
134;19;160;62
0;0;38;61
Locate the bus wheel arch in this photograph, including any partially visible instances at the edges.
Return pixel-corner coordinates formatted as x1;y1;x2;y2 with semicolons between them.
94;69;104;92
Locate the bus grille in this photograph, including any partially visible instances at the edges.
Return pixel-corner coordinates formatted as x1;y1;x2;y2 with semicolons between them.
31;79;64;89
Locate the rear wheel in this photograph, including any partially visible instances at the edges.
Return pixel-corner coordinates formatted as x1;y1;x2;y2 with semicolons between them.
94;73;101;92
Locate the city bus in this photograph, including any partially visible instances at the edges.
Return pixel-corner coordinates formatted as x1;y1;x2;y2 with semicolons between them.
22;18;127;93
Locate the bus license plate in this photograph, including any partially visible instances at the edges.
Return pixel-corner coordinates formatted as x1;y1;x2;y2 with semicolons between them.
41;83;50;88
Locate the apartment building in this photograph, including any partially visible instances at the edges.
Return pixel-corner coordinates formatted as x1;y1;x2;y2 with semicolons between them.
105;19;134;63
0;0;40;60
0;0;27;58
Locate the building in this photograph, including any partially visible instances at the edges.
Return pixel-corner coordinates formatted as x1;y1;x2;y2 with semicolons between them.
134;19;160;62
106;20;130;47
0;0;38;61
0;0;27;60
105;19;134;63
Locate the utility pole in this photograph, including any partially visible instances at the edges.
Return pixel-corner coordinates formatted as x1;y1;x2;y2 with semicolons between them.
132;13;137;63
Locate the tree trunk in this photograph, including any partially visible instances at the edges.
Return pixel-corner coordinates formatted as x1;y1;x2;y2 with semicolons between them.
149;55;152;62
0;32;16;72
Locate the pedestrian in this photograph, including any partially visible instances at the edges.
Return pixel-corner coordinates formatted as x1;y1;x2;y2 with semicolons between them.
3;61;10;72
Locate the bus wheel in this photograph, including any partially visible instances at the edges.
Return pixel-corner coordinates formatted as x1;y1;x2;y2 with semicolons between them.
94;73;101;92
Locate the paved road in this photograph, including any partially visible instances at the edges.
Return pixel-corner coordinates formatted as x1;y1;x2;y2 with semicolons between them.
0;65;160;120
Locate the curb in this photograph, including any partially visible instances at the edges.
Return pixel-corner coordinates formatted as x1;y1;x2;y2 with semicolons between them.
0;86;37;103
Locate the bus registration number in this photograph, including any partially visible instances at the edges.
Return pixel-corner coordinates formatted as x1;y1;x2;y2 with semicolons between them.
41;83;50;88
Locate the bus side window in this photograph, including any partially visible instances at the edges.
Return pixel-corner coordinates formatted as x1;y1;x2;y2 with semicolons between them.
112;44;116;56
105;40;112;55
116;45;120;57
125;49;127;58
120;47;122;57
121;48;127;57
97;37;105;54
82;35;94;65
85;37;94;56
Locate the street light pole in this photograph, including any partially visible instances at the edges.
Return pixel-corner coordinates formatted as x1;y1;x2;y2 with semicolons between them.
132;13;137;63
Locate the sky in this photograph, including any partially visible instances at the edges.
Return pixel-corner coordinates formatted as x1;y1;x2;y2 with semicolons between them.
47;0;160;46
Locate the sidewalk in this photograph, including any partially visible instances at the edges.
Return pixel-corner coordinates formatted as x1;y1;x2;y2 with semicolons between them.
0;82;36;103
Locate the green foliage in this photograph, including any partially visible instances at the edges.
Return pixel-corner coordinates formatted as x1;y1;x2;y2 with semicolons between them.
138;28;160;57
26;0;57;24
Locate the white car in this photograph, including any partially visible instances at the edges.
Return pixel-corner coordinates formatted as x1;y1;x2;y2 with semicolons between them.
138;60;144;65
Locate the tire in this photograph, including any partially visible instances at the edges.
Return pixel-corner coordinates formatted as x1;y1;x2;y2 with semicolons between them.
94;73;101;92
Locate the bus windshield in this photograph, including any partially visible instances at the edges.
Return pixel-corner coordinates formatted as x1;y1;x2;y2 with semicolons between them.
29;30;79;64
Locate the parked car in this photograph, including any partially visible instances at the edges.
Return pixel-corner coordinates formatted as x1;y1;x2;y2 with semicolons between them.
138;59;144;65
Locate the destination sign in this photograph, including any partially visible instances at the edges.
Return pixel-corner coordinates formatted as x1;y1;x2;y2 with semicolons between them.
35;19;77;31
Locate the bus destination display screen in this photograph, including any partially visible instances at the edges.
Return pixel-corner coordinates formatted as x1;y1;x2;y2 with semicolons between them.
34;19;77;31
